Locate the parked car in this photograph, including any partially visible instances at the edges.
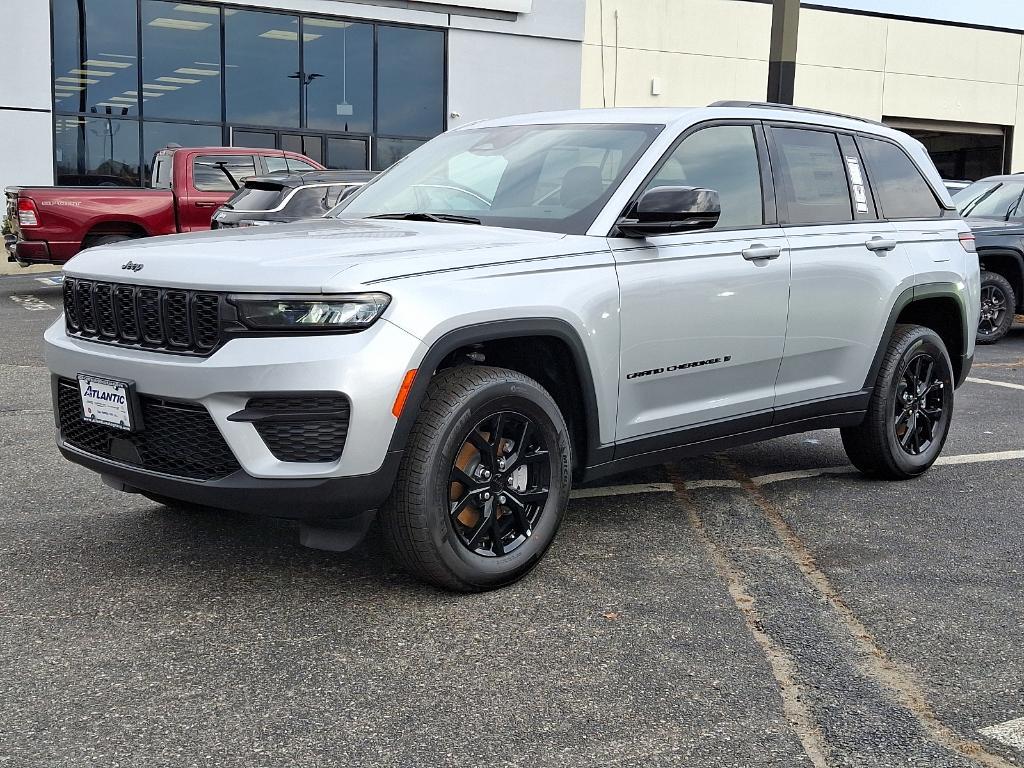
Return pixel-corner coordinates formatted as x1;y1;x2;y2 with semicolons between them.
5;146;324;266
211;171;376;230
46;103;978;591
953;174;1024;343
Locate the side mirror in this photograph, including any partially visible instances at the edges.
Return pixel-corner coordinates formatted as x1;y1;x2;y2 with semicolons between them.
616;186;721;238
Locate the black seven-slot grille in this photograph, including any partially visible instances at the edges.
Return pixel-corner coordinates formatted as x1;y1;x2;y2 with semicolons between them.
57;378;240;480
235;395;350;463
63;277;222;355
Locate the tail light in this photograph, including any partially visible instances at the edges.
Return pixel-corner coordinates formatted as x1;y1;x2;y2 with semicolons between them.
17;198;39;227
958;232;976;253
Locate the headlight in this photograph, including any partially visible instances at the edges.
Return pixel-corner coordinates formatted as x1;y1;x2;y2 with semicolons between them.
230;293;391;331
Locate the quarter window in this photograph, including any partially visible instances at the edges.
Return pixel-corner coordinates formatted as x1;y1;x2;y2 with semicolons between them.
771;128;852;225
646;125;764;229
858;137;942;219
193;155;258;192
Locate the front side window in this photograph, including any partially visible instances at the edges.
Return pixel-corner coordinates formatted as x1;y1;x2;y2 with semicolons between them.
646;124;764;229
771;128;852;225
955;180;1024;220
193;155;258;192
859;137;942;219
338;123;662;235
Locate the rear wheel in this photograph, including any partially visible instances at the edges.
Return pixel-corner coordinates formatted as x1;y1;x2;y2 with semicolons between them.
842;324;954;479
380;366;572;592
977;270;1015;344
84;233;138;249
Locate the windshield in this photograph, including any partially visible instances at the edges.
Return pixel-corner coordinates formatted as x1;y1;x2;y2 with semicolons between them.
336;123;663;234
955;180;1024;219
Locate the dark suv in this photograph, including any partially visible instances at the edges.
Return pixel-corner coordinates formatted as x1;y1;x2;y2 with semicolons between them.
211;170;376;229
954;175;1024;343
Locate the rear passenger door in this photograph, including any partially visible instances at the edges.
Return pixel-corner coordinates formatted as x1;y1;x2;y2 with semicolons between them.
612;122;791;441
769;125;914;408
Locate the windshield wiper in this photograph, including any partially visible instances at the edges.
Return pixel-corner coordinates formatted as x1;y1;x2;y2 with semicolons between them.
366;212;481;225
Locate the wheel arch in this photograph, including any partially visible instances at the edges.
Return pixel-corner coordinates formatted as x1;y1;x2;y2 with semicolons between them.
864;283;971;390
978;247;1024;311
386;319;605;474
83;221;149;246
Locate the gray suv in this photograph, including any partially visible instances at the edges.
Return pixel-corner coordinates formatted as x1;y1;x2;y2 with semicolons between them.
46;102;980;591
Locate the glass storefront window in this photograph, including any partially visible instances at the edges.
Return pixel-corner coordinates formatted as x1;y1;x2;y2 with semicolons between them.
327;138;368;170
225;10;300;128
141;1;222;122
53;3;446;187
52;0;140;116
377;26;445;138
302;19;373;134
55;116;141;186
375;137;427;171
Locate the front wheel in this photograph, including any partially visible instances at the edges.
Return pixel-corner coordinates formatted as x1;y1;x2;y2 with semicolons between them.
380;366;572;592
841;324;954;479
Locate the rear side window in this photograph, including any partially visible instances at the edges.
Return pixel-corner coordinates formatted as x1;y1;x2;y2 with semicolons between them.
858;137;942;219
287;157;320;173
193;155;258;192
284;187;338;218
771;128;852;224
227;183;285;211
646;124;764;229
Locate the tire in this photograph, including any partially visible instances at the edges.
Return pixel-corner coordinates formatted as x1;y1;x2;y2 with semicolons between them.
841;324;954;480
380;365;572;592
85;233;136;249
977;270;1015;344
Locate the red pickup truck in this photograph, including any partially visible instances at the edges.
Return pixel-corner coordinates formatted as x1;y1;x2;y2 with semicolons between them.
4;146;323;266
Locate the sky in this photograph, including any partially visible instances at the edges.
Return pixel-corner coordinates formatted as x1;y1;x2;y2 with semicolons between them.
812;0;1024;32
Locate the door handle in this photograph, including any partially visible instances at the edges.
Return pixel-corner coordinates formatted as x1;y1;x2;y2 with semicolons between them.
865;236;897;253
194;201;218;209
741;244;782;261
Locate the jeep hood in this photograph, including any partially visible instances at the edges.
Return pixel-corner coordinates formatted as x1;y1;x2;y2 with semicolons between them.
62;218;569;292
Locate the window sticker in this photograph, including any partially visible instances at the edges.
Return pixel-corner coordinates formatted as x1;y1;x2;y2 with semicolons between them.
846;156;869;212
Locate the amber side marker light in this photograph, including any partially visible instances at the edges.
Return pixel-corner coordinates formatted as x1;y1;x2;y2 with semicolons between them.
392;369;418;418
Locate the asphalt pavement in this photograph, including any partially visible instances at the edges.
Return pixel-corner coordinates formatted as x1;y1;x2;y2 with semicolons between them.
2;269;1023;767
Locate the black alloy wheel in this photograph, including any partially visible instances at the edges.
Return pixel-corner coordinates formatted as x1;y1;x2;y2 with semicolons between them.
381;366;571;591
893;352;948;456
448;411;551;558
842;324;954;479
978;283;1008;338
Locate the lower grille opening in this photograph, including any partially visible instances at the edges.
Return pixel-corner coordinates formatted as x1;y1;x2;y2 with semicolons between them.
244;395;350;463
56;379;240;481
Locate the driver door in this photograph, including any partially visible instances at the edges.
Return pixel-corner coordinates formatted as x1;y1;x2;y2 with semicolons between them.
611;122;791;443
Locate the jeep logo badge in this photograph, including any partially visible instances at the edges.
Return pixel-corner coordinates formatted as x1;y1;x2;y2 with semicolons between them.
121;261;144;272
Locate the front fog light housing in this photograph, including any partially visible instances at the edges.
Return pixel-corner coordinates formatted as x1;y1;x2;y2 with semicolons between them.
230;293;391;331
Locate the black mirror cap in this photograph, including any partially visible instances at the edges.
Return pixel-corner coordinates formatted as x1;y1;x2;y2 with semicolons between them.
617;185;721;238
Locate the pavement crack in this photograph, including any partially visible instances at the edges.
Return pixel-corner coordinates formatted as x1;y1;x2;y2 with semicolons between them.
666;466;831;768
716;455;1015;768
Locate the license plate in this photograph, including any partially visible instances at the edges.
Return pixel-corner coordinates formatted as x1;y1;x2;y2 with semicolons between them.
78;374;135;431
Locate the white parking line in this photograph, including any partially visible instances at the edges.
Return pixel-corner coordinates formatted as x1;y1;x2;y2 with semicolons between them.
967;377;1024;392
980;717;1024;751
572;448;1024;500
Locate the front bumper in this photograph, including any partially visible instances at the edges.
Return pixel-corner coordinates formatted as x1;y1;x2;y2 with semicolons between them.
45;317;425;516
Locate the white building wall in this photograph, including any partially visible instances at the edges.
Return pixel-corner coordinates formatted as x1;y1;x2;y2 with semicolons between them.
1;2;55;192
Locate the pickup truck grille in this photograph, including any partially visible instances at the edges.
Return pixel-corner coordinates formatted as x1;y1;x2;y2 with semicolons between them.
63;278;222;355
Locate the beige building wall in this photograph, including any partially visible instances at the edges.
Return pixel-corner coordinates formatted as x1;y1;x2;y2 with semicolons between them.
581;0;1024;171
581;0;772;109
794;8;1024;171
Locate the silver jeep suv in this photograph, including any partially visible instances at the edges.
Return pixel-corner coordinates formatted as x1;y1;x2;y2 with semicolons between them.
45;102;980;591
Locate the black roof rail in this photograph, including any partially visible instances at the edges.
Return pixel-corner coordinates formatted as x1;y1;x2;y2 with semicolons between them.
707;101;886;127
